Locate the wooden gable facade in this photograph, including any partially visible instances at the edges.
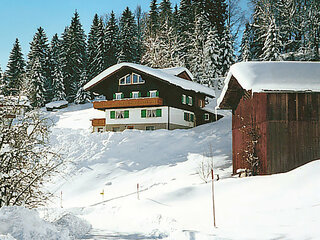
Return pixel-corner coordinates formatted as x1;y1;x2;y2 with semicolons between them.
87;65;218;127
219;76;320;175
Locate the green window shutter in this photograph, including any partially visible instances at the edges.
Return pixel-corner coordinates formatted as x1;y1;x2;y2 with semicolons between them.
190;114;194;122
190;97;193;105
186;96;189;104
184;112;188;121
141;109;146;118
156;109;162;117
130;92;132;98
138;92;141;97
121;93;124;99
156;91;159;97
181;95;184;104
147;91;150;97
110;111;115;119
113;94;116;99
124;110;129;118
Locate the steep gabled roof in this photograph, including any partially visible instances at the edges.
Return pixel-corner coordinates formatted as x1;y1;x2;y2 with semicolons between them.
217;61;320;109
84;63;215;97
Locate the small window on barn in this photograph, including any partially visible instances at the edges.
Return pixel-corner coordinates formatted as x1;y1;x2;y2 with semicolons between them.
131;91;140;99
138;75;145;83
204;113;209;121
146;126;155;131
115;92;123;100
119;77;125;85
188;96;193;106
149;90;158;98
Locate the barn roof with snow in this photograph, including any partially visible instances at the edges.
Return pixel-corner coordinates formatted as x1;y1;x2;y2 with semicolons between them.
84;62;215;97
218;61;320;109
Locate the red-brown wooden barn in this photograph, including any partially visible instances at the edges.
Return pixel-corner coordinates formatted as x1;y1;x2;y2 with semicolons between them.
217;61;320;175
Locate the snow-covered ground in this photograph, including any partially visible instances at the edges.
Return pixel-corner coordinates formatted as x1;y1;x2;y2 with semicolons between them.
2;103;320;239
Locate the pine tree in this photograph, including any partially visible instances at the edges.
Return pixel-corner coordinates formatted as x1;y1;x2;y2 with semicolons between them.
177;0;194;67
118;7;139;63
219;27;235;76
261;16;282;61
28;57;46;107
159;0;172;26
5;39;26;95
203;27;222;89
147;0;159;37
189;13;210;84
87;14;100;80
239;23;252;61
61;11;87;102
105;11;119;67
50;34;66;101
0;66;4;95
26;27;51;104
74;70;91;104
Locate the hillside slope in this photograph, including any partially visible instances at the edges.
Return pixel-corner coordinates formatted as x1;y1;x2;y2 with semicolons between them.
44;103;320;240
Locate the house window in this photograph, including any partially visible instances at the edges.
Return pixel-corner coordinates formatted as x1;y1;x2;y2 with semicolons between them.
97;127;104;132
188;96;193;106
199;99;204;108
119;73;144;85
141;109;162;118
182;94;186;104
131;91;140;99
119;77;125;85
146;126;155;131
147;109;157;118
112;127;120;132
115;92;123;100
204;113;210;121
184;112;194;122
114;110;129;119
149;90;158;98
125;75;131;84
132;74;139;84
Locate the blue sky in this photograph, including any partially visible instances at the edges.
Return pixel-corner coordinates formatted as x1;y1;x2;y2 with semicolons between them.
0;0;248;70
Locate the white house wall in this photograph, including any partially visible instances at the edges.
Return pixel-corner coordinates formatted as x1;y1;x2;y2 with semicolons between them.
105;106;194;128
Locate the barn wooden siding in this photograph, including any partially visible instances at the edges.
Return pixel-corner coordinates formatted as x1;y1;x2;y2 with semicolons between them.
233;92;320;175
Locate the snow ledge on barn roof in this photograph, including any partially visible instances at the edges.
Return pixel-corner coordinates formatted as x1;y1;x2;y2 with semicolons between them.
84;62;214;97
217;61;320;108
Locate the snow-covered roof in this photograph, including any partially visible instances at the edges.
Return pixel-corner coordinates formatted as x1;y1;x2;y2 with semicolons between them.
45;100;68;109
159;67;194;80
84;63;215;97
217;61;320;108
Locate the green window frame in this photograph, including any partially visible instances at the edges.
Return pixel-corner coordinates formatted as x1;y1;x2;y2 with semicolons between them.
156;109;162;117
110;111;115;119
141;109;146;118
184;112;189;121
124;110;129;118
190;114;194;122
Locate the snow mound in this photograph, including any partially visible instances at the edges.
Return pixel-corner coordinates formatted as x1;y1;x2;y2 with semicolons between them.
45;100;68;110
54;213;92;238
0;206;70;240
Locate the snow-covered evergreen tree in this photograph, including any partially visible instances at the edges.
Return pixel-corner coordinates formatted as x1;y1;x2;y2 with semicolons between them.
239;23;252;61
0;65;4;94
28;57;46;107
261;16;282;61
5;39;26;95
219;27;235;76
26;27;51;104
105;11;119;68
159;0;172;26
118;7;139;63
203;27;222;89
177;0;194;67
87;14;100;80
61;11;87;102
50;34;66;101
147;0;159;37
74;70;91;104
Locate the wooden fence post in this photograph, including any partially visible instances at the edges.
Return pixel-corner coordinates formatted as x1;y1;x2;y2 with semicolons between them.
211;169;216;228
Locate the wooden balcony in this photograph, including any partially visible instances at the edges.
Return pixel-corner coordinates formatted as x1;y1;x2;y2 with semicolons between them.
93;97;163;109
91;118;106;127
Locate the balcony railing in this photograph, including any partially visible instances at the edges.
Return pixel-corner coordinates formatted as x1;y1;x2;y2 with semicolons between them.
91;118;106;126
93;97;163;109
